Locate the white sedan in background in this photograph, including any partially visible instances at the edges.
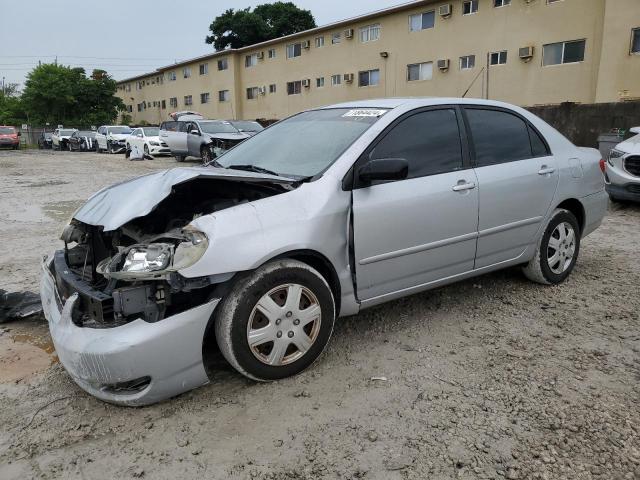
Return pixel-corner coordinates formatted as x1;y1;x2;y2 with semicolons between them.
126;127;171;157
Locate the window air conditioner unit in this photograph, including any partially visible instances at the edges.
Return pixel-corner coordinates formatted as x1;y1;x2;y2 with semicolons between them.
258;86;266;95
437;59;450;71
439;4;452;17
302;79;311;88
344;73;355;83
256;51;264;60
345;28;354;39
519;46;534;61
303;40;311;49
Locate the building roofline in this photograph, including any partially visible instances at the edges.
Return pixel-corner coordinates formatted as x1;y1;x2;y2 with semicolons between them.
116;0;438;85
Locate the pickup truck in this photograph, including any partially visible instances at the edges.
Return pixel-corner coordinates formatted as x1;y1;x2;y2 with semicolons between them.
159;119;251;163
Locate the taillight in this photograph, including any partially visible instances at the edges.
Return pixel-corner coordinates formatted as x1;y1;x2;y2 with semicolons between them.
599;159;606;174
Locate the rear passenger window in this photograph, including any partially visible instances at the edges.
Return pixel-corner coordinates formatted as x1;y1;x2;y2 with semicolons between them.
465;108;533;166
370;108;464;179
529;125;550;157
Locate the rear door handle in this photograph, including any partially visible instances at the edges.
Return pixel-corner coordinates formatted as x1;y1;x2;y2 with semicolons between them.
452;181;476;192
538;166;556;175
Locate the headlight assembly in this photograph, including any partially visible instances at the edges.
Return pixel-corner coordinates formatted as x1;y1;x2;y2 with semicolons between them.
149;141;160;146
608;149;625;166
97;228;208;280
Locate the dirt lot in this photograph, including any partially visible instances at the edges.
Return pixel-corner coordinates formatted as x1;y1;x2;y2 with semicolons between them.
1;150;639;480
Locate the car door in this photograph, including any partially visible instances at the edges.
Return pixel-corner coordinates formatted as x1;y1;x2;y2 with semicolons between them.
96;127;106;149
351;106;479;302
463;107;559;269
186;122;203;157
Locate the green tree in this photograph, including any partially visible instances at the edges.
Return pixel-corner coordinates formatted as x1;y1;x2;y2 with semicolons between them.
205;2;316;51
20;64;124;126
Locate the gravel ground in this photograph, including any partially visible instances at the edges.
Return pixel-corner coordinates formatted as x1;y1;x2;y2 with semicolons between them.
0;150;639;480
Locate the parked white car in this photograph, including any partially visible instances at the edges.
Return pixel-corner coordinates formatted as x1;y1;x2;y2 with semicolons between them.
605;127;640;202
51;128;78;150
96;125;133;154
126;127;171;157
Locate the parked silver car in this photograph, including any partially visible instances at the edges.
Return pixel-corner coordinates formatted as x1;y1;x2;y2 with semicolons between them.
40;98;607;406
605;126;640;202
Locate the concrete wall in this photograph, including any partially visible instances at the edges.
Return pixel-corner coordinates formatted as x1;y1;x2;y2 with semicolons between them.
116;0;640;123
527;100;640;148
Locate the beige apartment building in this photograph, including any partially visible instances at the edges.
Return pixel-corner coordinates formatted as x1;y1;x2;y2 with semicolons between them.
116;0;640;124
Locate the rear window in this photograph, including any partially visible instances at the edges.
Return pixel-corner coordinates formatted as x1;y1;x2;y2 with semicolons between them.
199;121;239;134
0;127;16;134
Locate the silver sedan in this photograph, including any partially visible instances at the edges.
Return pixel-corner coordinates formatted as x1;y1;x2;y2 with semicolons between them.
40;98;608;405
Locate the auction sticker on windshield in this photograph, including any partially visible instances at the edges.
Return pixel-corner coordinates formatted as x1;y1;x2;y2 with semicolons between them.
342;109;387;118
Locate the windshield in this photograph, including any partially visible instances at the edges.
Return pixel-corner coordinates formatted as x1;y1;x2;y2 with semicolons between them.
0;127;16;134
142;127;159;136
218;108;386;178
199;121;239;134
60;129;76;136
231;121;264;132
107;127;132;134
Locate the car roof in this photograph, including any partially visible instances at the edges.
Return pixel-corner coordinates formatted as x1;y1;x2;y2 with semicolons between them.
320;97;524;111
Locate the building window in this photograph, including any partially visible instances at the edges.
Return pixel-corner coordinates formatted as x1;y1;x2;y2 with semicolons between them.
169;97;178;108
463;0;478;14
360;24;381;43
199;63;208;75
168;71;176;81
631;28;640;54
200;92;210;104
460;55;476;70
332;33;341;44
268;48;276;59
287;43;302;58
184;95;193;106
316;77;325;88
331;74;342;86
409;11;435;31
358;69;380;87
246;87;260;100
269;84;277;93
218;58;228;70
407;62;433;81
126;84;131;92
543;39;585;66
183;67;191;79
137;104;143;112
494;0;511;6
219;90;230;102
127;105;133;112
287;81;302;95
490;51;508;65
315;36;325;47
245;54;258;68
161;100;166;109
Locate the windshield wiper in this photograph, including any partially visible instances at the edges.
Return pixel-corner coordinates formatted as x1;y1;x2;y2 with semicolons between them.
226;164;281;177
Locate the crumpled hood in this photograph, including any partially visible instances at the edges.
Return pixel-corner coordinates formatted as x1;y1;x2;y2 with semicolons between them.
616;134;640;155
73;167;293;231
203;132;250;142
108;133;129;141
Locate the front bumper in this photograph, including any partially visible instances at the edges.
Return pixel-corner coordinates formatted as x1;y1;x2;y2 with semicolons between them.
149;145;171;155
40;256;220;406
605;183;640;202
605;161;640;202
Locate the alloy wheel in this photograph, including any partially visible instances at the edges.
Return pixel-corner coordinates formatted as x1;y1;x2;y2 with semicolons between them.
547;221;576;274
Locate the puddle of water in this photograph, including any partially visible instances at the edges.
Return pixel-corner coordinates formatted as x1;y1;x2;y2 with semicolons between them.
0;329;57;383
41;200;84;223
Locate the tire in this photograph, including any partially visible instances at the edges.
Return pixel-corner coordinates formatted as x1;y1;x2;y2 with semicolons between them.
144;144;149;156
200;145;213;165
214;259;335;382
175;155;185;162
522;208;581;285
106;141;112;154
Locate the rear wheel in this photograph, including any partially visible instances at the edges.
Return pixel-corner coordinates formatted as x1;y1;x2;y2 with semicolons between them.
523;209;580;285
214;259;335;381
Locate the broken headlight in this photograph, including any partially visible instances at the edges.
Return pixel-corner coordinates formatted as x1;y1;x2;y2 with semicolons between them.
97;228;208;280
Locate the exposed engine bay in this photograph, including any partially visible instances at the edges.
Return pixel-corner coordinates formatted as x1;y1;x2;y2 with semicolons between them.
51;178;292;328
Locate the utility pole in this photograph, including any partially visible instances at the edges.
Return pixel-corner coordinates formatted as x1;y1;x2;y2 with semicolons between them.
485;53;490;99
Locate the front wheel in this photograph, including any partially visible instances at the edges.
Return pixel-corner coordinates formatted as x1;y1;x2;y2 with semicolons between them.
200;145;214;165
523;209;580;285
214;259;335;381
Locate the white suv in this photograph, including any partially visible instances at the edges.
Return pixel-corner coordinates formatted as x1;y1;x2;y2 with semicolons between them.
605;127;640;203
96;125;133;154
51;128;78;150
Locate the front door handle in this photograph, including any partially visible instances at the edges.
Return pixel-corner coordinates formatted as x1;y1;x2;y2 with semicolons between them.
538;166;556;175
452;181;476;192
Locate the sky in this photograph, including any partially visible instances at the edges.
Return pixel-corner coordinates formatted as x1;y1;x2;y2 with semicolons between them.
0;0;407;90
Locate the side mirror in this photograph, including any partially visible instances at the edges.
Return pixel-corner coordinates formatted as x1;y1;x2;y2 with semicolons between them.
358;158;409;183
630;127;640;135
190;129;200;136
